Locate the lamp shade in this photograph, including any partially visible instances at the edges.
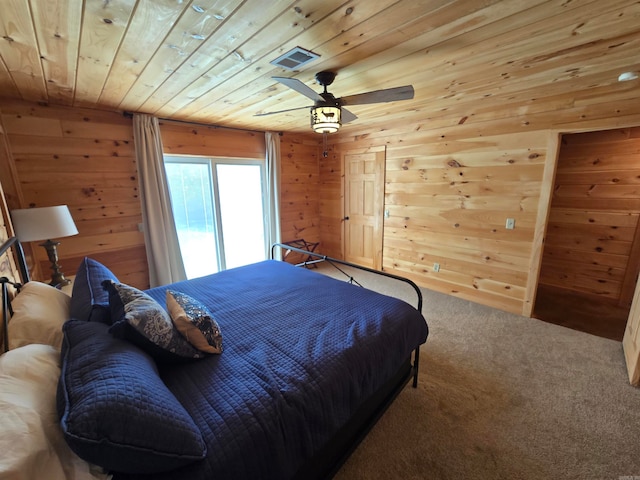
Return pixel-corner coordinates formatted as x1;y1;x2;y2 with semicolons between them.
11;205;79;242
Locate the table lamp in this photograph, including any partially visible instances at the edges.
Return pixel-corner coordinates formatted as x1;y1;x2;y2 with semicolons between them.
11;205;79;287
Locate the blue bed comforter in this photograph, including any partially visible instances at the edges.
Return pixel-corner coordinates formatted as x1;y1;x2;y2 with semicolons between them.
114;260;428;480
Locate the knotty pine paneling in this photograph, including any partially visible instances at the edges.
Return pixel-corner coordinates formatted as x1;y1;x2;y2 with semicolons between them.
319;147;343;259
319;62;640;316
0;102;323;287
0;111;20;223
279;133;320;248
159;120;265;159
0;170;20;282
539;128;640;306
0;108;42;282
0;99;148;288
324;128;552;316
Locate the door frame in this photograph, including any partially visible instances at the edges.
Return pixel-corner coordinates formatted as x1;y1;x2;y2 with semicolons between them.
523;133;561;317
341;145;386;270
623;273;640;385
527;128;640;385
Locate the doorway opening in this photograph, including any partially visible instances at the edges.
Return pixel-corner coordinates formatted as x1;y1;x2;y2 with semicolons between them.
533;285;629;341
533;127;640;341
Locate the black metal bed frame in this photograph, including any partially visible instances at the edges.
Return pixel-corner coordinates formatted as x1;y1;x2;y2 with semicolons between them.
0;236;30;353
272;243;427;479
271;242;423;388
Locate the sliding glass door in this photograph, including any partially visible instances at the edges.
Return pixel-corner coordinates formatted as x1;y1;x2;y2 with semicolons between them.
164;155;267;279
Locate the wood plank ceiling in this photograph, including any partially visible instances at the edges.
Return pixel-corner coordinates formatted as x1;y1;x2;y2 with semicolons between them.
0;0;639;135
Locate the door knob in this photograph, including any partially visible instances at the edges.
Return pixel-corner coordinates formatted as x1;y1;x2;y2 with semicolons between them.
343;216;350;221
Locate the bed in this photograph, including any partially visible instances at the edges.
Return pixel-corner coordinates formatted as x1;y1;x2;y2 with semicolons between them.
0;237;428;480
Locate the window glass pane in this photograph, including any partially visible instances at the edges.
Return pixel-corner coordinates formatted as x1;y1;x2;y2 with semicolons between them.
165;161;218;278
216;164;266;269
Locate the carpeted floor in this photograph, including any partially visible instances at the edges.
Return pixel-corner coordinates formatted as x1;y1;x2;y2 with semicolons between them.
315;264;640;480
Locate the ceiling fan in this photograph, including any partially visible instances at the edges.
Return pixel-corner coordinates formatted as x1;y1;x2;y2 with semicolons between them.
255;71;415;134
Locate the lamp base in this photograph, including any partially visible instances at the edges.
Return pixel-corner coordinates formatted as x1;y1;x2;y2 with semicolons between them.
51;276;71;288
39;239;70;288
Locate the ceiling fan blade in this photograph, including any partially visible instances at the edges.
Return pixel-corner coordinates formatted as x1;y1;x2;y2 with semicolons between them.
273;76;323;102
341;108;358;124
339;85;414;106
254;105;311;117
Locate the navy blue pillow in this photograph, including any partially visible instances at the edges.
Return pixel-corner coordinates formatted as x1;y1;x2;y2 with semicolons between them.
70;258;118;324
57;320;207;474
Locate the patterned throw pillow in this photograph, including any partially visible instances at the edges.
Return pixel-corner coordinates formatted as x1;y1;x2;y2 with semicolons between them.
166;290;223;354
103;280;205;362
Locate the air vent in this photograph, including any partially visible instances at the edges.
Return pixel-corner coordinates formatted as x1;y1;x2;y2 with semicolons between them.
270;47;320;71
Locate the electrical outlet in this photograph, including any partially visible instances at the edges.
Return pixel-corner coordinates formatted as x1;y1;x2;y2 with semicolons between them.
433;262;440;272
505;218;515;230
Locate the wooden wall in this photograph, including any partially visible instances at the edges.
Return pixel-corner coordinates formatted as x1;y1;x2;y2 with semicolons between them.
540;128;640;307
323;131;552;315
0;175;21;285
0;99;322;287
5;94;640;318
319;147;343;259
0;99;148;288
160;120;265;159
324;99;640;316
279;134;320;246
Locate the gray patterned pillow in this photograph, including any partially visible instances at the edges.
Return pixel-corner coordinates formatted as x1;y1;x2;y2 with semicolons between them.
166;290;223;354
103;281;205;362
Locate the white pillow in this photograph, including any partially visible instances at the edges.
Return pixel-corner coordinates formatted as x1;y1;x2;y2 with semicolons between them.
0;344;111;480
8;281;70;351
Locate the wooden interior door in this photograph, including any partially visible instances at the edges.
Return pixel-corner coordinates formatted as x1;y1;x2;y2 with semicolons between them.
343;147;385;270
623;272;640;386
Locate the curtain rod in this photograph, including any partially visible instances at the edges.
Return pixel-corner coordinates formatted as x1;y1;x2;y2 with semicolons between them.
122;111;282;136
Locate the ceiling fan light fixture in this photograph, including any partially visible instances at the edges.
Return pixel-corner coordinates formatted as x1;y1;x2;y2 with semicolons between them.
311;104;341;134
262;71;412;130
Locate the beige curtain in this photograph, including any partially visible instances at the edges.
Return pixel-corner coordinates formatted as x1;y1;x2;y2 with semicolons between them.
133;114;186;287
265;132;282;259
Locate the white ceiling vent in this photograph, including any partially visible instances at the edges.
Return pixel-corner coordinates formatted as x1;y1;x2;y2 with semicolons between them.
270;47;320;71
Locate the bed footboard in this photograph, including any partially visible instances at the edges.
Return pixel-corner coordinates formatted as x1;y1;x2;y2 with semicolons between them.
271;242;423;389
